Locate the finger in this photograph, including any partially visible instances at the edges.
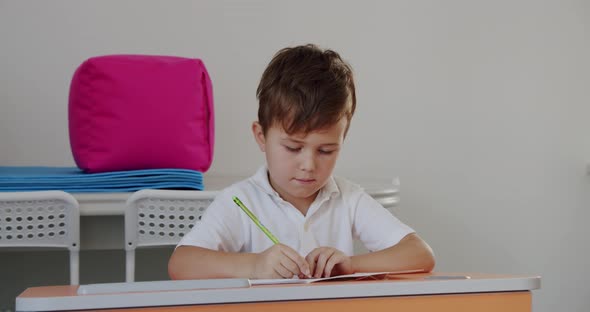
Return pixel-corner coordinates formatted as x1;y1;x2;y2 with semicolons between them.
306;259;315;279
280;256;302;277
305;249;321;278
269;268;284;279
280;246;311;277
275;262;294;278
314;249;334;278
323;254;343;278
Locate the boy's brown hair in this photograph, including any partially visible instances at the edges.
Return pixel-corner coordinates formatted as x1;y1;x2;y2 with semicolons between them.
256;44;356;136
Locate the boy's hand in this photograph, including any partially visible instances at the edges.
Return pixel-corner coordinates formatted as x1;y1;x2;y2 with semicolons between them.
306;247;354;278
253;244;311;279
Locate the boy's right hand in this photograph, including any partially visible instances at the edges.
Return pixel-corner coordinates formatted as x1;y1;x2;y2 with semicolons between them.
253;244;311;279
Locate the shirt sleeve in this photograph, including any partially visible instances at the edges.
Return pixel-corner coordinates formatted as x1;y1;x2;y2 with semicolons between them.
177;191;245;252
351;190;415;252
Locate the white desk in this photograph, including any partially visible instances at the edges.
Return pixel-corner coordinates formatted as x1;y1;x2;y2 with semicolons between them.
16;273;541;312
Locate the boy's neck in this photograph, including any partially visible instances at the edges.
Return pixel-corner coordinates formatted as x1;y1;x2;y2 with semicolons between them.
267;175;318;216
287;195;317;216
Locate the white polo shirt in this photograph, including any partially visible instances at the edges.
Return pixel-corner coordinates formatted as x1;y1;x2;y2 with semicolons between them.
178;166;414;256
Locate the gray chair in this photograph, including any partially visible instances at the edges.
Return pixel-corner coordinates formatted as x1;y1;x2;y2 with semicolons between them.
0;191;80;284
124;189;218;282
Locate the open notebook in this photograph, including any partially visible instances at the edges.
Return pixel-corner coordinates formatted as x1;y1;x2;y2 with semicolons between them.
249;269;423;285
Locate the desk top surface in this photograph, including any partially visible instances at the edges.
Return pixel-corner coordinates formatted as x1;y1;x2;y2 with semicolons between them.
16;272;540;312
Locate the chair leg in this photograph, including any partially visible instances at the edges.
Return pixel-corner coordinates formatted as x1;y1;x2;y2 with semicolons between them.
70;251;79;285
126;249;135;282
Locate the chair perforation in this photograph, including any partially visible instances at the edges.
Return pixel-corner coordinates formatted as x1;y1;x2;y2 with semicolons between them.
132;196;213;246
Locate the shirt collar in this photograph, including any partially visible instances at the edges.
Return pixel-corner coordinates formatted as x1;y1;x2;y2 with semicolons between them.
250;165;340;203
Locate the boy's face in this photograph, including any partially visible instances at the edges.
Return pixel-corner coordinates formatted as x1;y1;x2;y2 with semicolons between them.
252;118;347;211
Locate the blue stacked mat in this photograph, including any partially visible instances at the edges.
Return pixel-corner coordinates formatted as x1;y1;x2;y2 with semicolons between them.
0;167;203;192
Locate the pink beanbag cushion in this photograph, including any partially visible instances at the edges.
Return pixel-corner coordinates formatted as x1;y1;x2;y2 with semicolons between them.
68;55;214;173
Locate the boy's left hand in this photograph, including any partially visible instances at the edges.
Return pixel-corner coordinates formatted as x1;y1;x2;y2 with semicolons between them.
305;247;353;278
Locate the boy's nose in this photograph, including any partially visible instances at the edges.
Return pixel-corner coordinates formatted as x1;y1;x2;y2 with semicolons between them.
299;151;316;171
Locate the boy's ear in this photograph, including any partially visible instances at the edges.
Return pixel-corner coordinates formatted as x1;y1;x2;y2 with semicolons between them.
252;121;266;152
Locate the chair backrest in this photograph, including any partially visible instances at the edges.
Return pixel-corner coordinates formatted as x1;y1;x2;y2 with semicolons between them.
0;191;80;284
124;189;218;282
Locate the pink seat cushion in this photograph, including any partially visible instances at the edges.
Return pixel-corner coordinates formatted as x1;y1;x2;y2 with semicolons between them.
69;55;214;173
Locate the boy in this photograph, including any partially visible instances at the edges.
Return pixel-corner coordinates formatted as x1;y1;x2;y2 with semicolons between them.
169;44;435;280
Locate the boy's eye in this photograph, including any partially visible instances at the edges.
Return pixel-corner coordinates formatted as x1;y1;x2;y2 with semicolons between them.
319;149;335;155
284;146;301;152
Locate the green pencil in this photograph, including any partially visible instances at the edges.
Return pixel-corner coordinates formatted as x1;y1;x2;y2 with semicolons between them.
232;196;280;244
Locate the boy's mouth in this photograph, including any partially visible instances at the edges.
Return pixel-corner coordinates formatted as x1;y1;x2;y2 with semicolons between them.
294;178;316;184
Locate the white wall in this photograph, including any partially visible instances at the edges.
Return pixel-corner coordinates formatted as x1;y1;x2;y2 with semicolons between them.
1;1;589;311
